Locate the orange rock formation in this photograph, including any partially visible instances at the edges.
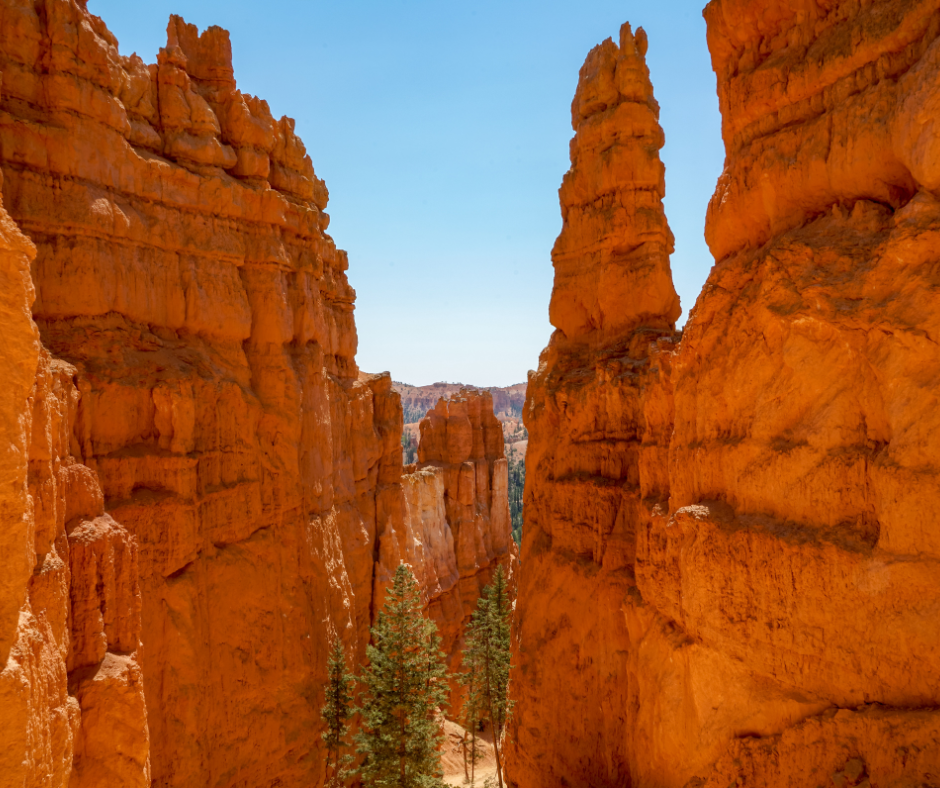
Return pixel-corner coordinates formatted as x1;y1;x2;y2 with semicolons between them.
0;4;510;787
505;24;683;787
508;4;940;787
0;116;149;786
416;390;513;658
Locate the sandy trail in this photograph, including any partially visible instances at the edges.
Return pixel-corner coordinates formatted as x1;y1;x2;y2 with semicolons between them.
441;719;500;787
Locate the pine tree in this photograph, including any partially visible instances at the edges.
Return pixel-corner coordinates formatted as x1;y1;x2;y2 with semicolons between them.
507;448;525;545
355;563;449;788
463;566;513;788
321;638;355;787
457;625;485;785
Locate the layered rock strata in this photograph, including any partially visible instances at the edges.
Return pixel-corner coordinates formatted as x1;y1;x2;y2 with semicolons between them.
508;4;940;787
0;4;373;784
0;4;508;787
0;113;148;787
505;24;683;787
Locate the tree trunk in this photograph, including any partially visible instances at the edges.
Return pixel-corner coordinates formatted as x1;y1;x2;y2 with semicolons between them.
492;723;504;788
471;725;477;786
462;730;469;783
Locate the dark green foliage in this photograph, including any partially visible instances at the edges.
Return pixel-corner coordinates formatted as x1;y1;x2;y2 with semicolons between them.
457;625;485;785
402;404;428;425
321;638;355;787
506;447;525;545
355;564;449;788
401;431;418;465
461;567;514;788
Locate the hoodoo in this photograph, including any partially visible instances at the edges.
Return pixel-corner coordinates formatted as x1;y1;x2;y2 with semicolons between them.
504;22;683;788
375;388;514;673
508;2;940;787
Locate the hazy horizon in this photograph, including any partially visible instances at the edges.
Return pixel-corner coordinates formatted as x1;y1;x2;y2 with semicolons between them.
90;0;723;388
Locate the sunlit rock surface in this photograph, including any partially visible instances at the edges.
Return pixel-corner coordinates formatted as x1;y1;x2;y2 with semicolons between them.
0;119;149;787
507;4;940;787
0;4;509;786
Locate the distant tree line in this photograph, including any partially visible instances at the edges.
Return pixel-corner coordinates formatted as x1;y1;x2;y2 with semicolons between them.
402;404;429;425
506;446;525;546
401;431;418;465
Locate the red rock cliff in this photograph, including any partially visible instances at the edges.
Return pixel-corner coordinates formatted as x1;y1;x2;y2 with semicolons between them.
504;23;682;788
508;4;940;787
0;96;148;787
0;6;513;785
0;3;497;787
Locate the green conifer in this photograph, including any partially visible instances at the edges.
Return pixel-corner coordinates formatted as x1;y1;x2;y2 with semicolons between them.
457;624;485;785
321;638;355;787
355;563;449;788
463;566;514;788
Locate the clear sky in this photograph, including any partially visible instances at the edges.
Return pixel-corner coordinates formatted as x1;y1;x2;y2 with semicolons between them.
90;0;723;387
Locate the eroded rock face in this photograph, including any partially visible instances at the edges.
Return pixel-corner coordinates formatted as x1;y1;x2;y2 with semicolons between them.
0;5;399;787
0;6;513;785
504;24;682;787
0;144;149;788
508;4;940;787
417;390;514;660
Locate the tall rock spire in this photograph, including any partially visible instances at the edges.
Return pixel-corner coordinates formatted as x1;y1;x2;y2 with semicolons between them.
550;23;680;346
505;24;682;788
510;3;940;788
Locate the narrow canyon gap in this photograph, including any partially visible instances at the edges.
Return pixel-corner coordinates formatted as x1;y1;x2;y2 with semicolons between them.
3;0;940;787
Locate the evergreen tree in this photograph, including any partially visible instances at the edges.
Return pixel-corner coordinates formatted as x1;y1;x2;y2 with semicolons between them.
457;625;485;785
463;567;513;788
507;448;525;545
321;638;355;787
355;563;449;788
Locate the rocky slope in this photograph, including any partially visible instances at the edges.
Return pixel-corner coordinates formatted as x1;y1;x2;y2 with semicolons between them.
0;4;510;787
507;4;940;787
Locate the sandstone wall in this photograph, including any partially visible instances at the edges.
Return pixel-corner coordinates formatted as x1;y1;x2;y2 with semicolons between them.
0;90;149;788
416;389;514;662
0;6;512;784
508;4;940;787
0;3;421;786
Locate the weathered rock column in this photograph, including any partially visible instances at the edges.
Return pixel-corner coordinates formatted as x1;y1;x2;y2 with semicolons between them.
504;24;681;788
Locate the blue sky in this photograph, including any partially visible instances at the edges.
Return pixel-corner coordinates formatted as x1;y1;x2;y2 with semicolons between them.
90;0;723;387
